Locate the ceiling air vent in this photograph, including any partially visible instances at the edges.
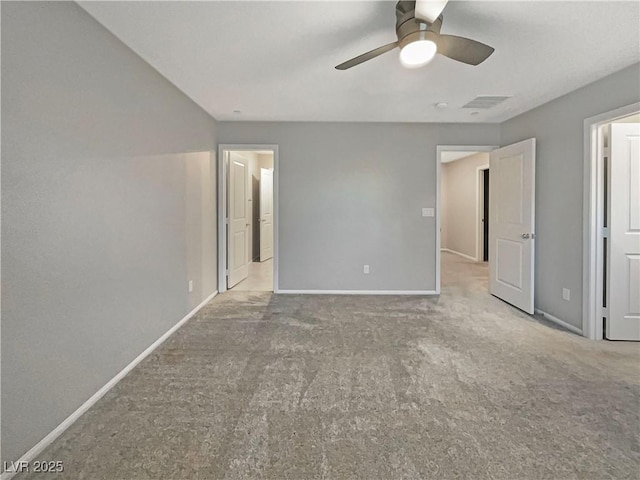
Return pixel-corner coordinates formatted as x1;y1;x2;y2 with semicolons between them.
462;96;511;109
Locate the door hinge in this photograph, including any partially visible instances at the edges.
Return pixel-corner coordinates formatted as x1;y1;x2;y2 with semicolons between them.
602;307;608;319
225;217;229;225
225;269;229;276
602;227;609;238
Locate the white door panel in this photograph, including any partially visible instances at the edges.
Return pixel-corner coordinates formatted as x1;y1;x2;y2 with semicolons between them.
228;154;249;288
607;123;640;340
496;239;523;289
260;168;273;261
489;139;536;314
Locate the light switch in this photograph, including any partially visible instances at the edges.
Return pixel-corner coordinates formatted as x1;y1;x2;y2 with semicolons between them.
422;208;435;217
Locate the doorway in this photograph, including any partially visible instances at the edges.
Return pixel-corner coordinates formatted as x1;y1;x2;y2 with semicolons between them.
218;145;278;293
438;141;537;316
482;169;490;262
437;145;497;292
583;106;640;340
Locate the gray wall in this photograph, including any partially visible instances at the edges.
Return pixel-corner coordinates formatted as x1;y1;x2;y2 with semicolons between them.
500;62;640;329
218;122;500;291
442;152;490;259
1;1;217;463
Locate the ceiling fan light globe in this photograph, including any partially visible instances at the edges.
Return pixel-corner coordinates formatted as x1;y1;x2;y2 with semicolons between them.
399;40;437;68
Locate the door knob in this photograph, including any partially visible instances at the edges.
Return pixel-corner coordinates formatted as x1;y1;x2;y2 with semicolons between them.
521;233;530;239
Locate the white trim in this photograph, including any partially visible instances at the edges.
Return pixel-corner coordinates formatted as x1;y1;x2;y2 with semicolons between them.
277;290;436;295
475;164;490;262
582;102;640;340
217;148;227;293
273;149;280;293
218;145;279;294
535;308;583;336
441;248;478;262
0;291;218;480
436;145;498;294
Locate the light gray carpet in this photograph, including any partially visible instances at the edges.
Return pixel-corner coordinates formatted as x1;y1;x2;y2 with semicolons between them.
18;254;640;479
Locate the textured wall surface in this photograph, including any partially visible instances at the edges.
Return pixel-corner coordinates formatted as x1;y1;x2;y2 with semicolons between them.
218;122;500;291
1;1;217;462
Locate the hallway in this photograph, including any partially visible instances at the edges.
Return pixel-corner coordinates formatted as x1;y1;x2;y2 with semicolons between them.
230;259;273;292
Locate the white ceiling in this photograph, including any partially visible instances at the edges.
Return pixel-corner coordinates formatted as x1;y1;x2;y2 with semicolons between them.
79;1;640;123
441;151;479;163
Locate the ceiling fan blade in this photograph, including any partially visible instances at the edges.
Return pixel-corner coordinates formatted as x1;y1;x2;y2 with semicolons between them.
415;0;449;24
436;34;494;66
335;42;398;70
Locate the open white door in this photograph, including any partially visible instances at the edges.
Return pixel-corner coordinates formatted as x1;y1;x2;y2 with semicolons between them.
260;168;274;261
607;123;640;340
228;153;249;288
489;138;536;314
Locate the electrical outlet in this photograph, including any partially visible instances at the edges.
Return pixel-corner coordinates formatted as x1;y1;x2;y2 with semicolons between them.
363;265;370;275
562;288;570;301
188;280;194;293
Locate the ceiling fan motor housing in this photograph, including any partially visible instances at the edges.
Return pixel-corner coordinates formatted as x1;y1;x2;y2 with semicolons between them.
395;1;442;49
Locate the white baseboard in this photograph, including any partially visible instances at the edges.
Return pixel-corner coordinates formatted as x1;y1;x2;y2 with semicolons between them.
277;290;436;295
441;248;478;262
1;290;218;480
535;308;583;335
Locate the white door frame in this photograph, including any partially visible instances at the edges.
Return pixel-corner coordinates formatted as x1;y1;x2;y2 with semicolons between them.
436;145;498;293
259;167;274;262
218;144;279;294
583;102;640;340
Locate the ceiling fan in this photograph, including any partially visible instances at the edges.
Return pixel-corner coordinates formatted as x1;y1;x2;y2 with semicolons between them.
335;0;494;70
